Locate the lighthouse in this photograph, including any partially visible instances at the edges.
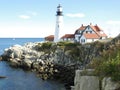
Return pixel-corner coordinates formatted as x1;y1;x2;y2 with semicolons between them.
54;4;63;42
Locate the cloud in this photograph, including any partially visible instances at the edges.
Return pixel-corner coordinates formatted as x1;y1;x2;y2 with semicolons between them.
106;20;120;25
18;15;31;19
66;13;85;18
18;11;37;20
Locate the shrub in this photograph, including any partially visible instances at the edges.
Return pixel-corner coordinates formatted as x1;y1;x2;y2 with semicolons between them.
57;41;79;47
41;42;52;50
34;43;42;51
34;42;53;52
94;49;120;81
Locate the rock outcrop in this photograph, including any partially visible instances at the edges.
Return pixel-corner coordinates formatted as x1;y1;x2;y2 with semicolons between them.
72;69;99;90
1;42;76;89
102;77;120;90
0;76;6;78
0;56;2;61
73;70;120;90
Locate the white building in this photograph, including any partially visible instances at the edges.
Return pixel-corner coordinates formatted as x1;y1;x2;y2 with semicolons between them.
54;4;63;42
74;23;107;44
61;34;75;42
61;23;107;44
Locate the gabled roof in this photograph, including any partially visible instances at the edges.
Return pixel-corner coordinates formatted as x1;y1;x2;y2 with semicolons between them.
74;23;107;39
84;33;100;39
61;34;74;39
75;24;87;34
89;25;107;37
90;25;101;32
45;35;54;41
79;26;86;31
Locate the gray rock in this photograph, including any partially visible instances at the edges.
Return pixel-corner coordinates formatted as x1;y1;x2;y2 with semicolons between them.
102;77;120;90
0;56;2;61
9;58;21;67
32;61;40;70
3;45;23;59
74;69;99;90
22;59;32;69
75;76;99;90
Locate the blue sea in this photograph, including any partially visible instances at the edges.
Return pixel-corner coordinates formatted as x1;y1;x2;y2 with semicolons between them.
0;38;44;55
0;38;65;90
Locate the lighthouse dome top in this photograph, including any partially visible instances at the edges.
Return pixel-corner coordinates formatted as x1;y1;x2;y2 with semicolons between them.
57;4;62;12
57;4;62;8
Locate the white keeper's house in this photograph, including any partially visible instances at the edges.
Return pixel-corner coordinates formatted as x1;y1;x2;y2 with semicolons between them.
45;23;108;44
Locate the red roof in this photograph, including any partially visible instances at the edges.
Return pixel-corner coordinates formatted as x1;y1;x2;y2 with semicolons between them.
84;33;100;39
75;24;107;37
45;35;54;41
61;34;74;39
79;26;86;30
90;25;101;32
75;25;87;34
90;25;107;37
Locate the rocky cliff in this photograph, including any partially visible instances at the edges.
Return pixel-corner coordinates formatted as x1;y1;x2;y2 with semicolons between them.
72;69;120;90
72;34;120;90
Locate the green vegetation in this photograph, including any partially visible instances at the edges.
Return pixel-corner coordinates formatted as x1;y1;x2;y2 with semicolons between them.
57;41;79;47
41;42;52;50
34;42;53;53
91;44;120;81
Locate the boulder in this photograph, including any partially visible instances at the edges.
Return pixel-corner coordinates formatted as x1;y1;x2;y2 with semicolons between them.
74;76;99;90
0;76;6;78
32;59;45;70
3;45;23;59
32;61;40;70
21;59;32;69
9;58;21;67
74;69;99;90
102;77;120;90
0;56;2;61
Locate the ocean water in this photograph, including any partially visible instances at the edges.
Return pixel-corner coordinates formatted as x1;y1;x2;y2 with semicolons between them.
0;38;44;55
0;38;65;90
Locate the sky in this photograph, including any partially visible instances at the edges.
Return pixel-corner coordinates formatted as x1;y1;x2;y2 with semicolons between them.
0;0;120;38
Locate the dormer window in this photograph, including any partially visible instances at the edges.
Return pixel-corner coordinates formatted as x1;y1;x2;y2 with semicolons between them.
77;30;81;34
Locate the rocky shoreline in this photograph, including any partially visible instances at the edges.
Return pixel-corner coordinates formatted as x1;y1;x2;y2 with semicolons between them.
0;42;76;90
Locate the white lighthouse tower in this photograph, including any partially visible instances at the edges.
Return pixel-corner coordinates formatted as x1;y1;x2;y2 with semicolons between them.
54;4;63;42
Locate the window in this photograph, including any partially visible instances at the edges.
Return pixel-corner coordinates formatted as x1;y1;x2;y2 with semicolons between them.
81;39;85;42
100;37;102;39
77;31;81;34
90;31;92;33
86;31;88;33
